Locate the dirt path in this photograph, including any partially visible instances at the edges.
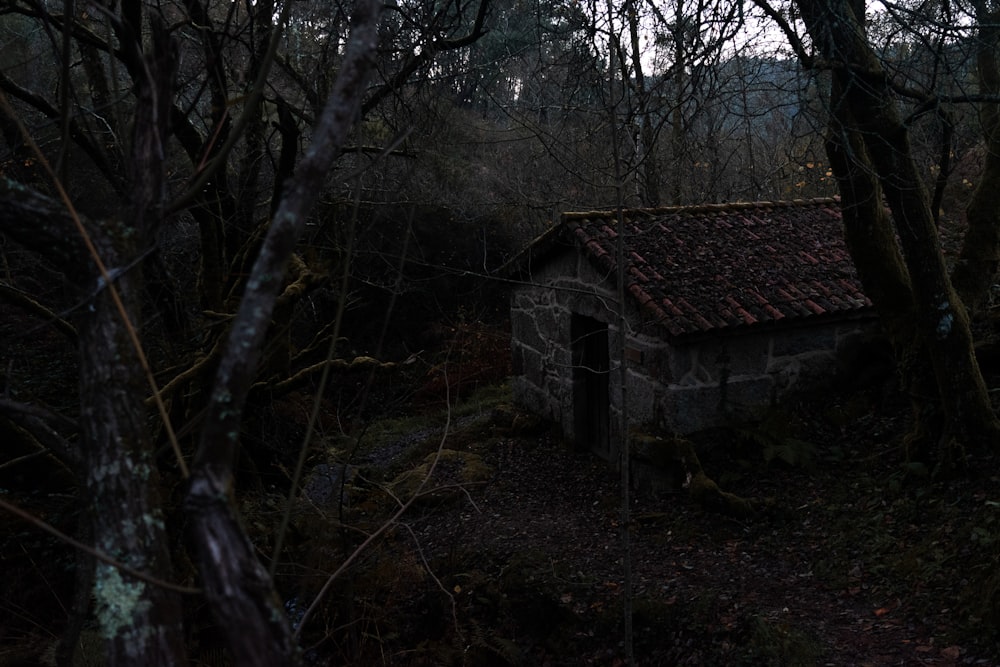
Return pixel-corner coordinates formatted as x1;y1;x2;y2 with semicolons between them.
409;427;997;666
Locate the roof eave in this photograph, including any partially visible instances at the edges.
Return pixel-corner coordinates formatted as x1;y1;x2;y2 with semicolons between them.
649;306;880;345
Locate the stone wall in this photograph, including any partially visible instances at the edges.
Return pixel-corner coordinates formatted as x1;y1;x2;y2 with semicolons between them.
510;250;623;451
510;247;876;455
645;321;872;434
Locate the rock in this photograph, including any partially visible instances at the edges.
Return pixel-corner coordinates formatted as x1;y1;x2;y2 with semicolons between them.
302;463;358;508
390;449;493;505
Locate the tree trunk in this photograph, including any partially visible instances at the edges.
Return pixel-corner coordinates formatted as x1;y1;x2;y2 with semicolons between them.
952;4;1000;314
0;179;190;664
669;0;686;206
796;0;1000;464
77;17;189;662
78;277;187;665
185;2;384;662
624;0;660;207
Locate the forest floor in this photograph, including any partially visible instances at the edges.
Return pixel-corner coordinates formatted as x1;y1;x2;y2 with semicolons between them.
4;360;1000;665
305;378;1000;666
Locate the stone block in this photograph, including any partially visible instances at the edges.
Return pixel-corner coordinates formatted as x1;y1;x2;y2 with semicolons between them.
516;345;544;388
665;373;775;433
720;375;776;422
535;305;563;345
770;327;835;357
665;384;723;433
626;369;661;425
511;309;546;351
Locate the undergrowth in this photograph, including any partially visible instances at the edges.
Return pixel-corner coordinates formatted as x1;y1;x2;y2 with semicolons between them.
6;370;1000;664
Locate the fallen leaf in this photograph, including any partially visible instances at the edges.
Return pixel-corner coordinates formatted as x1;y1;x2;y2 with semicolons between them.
874;607;891;617
940;645;962;660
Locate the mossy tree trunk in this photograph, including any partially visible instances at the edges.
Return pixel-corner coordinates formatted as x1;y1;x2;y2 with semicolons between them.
0;185;191;667
794;0;1000;467
953;4;1000;313
76;18;188;663
184;2;384;664
78;269;187;664
0;17;190;663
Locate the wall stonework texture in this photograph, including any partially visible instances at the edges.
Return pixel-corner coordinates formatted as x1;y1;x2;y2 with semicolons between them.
511;247;873;459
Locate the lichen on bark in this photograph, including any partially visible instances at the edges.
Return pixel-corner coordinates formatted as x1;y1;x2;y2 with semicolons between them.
93;565;152;642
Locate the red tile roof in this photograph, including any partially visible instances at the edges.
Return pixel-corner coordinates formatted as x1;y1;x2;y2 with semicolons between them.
561;198;873;337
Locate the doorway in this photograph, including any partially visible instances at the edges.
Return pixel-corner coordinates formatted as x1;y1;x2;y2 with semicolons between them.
571;314;610;456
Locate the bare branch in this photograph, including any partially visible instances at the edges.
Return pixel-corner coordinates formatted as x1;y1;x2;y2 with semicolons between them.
0;177;91;271
0;281;77;339
0;397;79;470
185;0;385;662
251;355;400;396
0;496;201;596
168;0;291;214
753;0;813;67
363;0;490;113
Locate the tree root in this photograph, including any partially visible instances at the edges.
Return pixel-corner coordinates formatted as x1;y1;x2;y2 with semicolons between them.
632;432;763;519
687;471;757;519
674;437;760;519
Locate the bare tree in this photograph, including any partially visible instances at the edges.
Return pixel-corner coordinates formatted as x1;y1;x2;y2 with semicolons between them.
0;0;489;661
757;0;1000;469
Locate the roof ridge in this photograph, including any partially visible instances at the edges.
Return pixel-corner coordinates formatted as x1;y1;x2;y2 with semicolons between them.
561;197;839;221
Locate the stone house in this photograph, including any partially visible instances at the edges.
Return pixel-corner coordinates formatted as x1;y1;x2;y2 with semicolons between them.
507;198;877;460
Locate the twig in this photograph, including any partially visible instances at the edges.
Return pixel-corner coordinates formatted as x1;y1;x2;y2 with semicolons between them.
399;521;460;637
146;336;224;406
0;281;76;338
293;378;454;638
269;169;361;577
0;451;47;471
0;496;200;595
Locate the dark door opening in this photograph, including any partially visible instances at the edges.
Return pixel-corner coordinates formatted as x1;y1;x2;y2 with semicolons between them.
571;314;610;456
